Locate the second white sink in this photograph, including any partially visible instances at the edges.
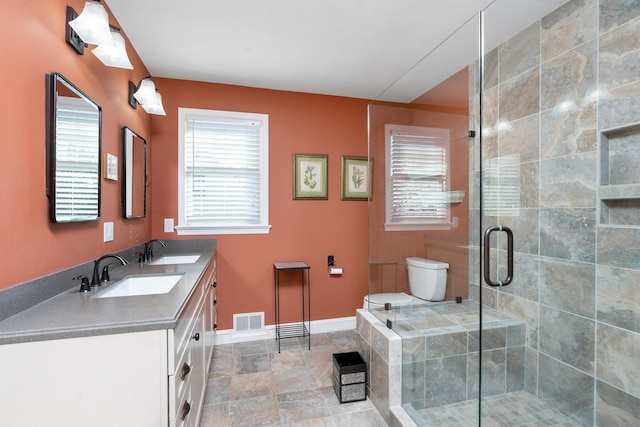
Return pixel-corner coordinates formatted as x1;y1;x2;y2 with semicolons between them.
95;274;184;298
147;255;201;265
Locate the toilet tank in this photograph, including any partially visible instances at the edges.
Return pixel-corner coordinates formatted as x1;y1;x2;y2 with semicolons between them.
406;257;449;301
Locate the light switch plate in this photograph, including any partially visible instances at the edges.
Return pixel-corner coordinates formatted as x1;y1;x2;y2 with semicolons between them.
103;222;114;242
164;218;174;233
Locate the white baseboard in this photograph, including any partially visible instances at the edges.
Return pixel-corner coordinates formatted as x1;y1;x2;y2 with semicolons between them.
213;316;356;345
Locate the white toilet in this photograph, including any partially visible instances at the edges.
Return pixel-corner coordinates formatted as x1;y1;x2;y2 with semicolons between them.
363;257;449;309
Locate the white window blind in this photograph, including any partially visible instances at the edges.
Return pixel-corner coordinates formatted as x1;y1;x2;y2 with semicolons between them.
385;124;450;231
177;108;270;235
54;96;100;220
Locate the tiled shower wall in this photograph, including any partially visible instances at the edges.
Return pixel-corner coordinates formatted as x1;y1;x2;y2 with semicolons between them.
469;0;640;425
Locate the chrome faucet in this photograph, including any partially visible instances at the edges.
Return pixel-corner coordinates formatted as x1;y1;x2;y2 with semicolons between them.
143;239;166;262
91;254;129;287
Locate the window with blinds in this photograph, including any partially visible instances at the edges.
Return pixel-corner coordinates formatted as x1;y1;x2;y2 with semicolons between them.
385;124;451;231
177;108;270;235
54;96;100;221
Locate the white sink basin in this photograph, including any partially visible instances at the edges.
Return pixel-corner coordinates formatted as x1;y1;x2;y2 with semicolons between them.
95;274;184;298
147;255;201;265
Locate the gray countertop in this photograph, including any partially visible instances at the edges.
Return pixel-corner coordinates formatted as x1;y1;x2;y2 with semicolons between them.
0;245;215;345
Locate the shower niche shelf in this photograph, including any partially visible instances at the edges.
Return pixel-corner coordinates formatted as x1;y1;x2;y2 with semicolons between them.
599;122;640;226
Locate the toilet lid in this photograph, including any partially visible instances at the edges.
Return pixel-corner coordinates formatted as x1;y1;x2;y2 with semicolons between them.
364;292;413;306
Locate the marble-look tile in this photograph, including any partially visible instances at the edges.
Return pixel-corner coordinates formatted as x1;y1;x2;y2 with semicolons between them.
484;47;499;90
596;380;640;427
598;80;640;130
233;339;268;356
607;128;640;186
500;22;540;83
277;389;330;425
597;265;640;333
599;0;640;33
538;353;595;426
541;39;597;111
468;349;506;397
209;354;233;379
234;353;271;375
425;331;468;357
604;199;640;226
269;348;306;373
205;377;232;405
228;394;281;426
519;161;540;209
273;365;319;394
468;327;505;352
540;152;597;208
541;0;597;62
506;322;526;347
402;360;425;410
498;113;540;163
401;334;425;363
597;227;640;270
540;99;597;159
482;85;499;140
599;17;640;91
229;370;275;400
596;323;640;397
200;401;229;427
497;252;538;302
540;207;596;263
498;208;540;255
539;305;595;374
497;293;539;349
499;67;540;123
369;348;389;413
356;310;371;344
524;346;538;395
423;355;467;407
539;257;596;318
507;347;525;392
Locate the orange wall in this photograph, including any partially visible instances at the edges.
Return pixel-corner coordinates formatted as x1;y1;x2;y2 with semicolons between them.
0;0;153;290
148;80;370;329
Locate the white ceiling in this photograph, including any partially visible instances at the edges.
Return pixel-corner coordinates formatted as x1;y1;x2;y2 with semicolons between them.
105;0;569;104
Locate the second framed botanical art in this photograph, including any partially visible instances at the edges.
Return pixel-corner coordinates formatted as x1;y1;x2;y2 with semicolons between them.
293;153;328;200
341;156;371;201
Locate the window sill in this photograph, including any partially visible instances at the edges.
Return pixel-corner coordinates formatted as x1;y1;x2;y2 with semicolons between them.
384;222;452;232
175;224;272;235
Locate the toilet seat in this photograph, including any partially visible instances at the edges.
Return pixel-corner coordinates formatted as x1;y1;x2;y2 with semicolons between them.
363;292;414;309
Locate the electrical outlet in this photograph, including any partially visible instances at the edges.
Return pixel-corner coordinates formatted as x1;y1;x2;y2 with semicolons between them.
164;218;174;233
103;222;114;242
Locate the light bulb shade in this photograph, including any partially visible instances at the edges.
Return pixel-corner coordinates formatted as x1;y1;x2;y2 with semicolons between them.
92;31;133;69
68;1;112;46
141;91;167;116
133;78;158;105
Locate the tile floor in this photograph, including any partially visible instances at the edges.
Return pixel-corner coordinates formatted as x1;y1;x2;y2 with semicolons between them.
199;330;388;426
411;391;583;426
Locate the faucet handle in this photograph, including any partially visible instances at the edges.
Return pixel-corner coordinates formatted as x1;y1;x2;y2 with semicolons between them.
137;251;146;263
74;275;91;293
100;263;113;284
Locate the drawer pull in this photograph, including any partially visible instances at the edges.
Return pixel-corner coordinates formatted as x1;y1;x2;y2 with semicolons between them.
180;362;191;380
214;323;217;330
214;299;217;305
212;281;217;288
192;332;200;341
180;401;191;421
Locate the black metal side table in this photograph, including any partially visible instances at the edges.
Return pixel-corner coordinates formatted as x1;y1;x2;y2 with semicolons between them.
273;261;311;353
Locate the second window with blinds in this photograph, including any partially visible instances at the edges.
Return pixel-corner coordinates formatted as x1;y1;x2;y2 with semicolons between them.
385;124;451;231
177;108;270;235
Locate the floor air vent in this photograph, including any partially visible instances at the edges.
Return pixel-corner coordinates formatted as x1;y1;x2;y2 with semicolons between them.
233;312;265;333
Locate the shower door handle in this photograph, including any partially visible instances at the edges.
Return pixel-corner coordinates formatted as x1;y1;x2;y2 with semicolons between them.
483;225;514;287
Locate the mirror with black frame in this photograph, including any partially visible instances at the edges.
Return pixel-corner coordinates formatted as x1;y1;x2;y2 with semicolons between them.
121;127;147;219
46;72;101;223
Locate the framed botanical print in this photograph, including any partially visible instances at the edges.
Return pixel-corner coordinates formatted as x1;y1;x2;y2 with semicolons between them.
341;156;370;201
293;153;328;200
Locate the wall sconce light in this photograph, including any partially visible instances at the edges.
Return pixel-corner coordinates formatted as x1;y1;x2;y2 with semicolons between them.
65;1;133;70
129;78;166;116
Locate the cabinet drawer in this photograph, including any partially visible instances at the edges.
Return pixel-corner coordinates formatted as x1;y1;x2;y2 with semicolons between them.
169;339;192;418
170;294;201;373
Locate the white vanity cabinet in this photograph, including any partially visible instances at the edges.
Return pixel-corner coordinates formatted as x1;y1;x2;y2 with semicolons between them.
0;250;218;427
